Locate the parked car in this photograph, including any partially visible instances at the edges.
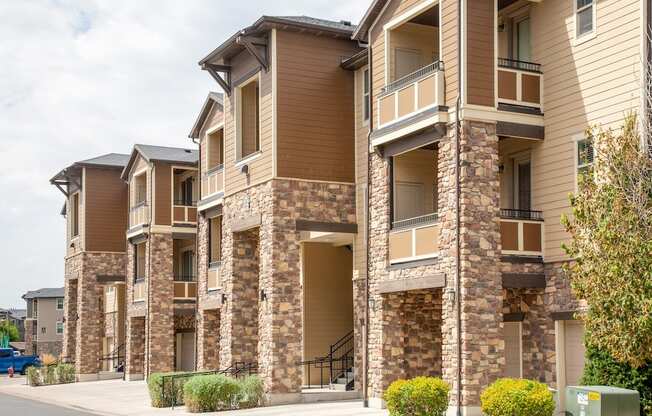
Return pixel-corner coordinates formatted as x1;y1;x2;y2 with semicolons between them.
0;348;40;374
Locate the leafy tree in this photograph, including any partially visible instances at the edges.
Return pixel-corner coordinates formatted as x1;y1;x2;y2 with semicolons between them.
562;113;652;367
0;320;20;342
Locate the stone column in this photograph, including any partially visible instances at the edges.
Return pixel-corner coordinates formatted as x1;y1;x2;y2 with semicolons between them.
62;277;78;362
439;121;503;415
24;320;35;356
197;309;220;370
145;233;175;375
126;316;145;380
75;257;103;380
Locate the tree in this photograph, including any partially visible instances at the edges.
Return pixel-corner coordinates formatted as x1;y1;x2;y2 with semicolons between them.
561;113;652;368
0;320;20;342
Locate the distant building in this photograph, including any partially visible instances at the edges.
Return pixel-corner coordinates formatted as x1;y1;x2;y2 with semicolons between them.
22;288;64;357
0;308;26;341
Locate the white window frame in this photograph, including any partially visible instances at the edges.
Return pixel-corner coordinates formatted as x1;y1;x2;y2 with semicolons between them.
363;68;370;126
70;191;80;239
573;0;596;44
56;321;64;335
56;298;64;310
235;72;262;164
574;135;595;190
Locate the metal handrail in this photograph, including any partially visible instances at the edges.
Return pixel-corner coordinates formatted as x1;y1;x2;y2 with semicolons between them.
173;200;197;207
497;57;542;73
173;274;197;282
205;164;224;176
392;212;438;230
130;201;147;211
380;60;444;95
298;331;355;391
500;208;544;221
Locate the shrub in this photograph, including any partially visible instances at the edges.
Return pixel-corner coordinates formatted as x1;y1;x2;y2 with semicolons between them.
56;363;75;384
480;378;555;416
582;345;652;416
26;366;41;386
148;372;188;408
384;376;450;416
44;365;57;385
40;353;57;367
237;375;264;409
183;374;240;413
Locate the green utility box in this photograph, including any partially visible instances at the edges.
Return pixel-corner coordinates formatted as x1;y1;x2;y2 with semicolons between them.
566;386;639;416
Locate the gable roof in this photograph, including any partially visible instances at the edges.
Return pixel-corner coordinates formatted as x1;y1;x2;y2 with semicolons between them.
121;144;198;180
188;92;224;139
352;0;388;41
199;15;356;66
50;152;130;185
22;287;64;300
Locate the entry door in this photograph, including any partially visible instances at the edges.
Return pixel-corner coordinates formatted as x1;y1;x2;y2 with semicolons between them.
515;17;531;62
395;48;422;79
176;332;196;372
514;160;531;211
504;322;522;378
564;321;586;385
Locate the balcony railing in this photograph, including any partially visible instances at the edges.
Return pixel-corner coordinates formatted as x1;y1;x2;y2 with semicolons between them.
130;202;149;227
173;204;197;224
500;209;544;256
173;278;197;300
497;58;543;111
207;261;221;292
133;279;146;302
201;165;224;198
174;274;196;282
389;213;440;264
378;61;445;128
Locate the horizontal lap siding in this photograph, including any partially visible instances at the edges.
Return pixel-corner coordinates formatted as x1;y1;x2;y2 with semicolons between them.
224;49;273;195
276;30;358;182
441;0;458;107
529;0;641;261
84;168;128;252
355;66;370;280
200;106;224;180
466;0;494;106
154;163;172;226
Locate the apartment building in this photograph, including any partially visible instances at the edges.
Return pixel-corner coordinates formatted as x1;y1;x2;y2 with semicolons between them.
348;0;645;413
50;153;129;380
22;288;65;357
0;308;26;342
122;144;199;380
189;16;361;403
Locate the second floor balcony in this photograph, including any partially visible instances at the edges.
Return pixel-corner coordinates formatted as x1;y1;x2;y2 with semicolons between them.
497;58;543;114
500;208;543;256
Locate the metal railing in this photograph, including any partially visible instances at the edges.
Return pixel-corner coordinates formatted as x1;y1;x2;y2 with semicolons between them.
497;57;542;73
130;201;147;211
173;199;197;207
392;212;438;230
380;61;444;95
160;362;258;408
173;274;196;282
298;330;354;391
99;343;125;377
500;208;544;221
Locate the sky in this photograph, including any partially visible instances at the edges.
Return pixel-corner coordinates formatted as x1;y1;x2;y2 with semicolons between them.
0;0;368;309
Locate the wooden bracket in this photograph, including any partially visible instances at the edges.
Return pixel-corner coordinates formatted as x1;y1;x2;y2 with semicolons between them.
53;181;69;197
237;35;269;72
204;64;232;96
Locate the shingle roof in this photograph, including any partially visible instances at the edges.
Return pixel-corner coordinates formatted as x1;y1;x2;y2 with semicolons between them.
273;16;356;32
77;153;130;168
22;288;64;299
135;144;198;164
8;309;26;319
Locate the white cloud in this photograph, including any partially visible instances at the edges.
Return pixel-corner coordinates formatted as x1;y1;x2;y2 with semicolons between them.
0;0;367;308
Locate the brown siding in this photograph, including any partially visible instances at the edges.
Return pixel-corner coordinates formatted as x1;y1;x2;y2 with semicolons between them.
441;0;459;107
84;167;128;252
199;105;224;180
154;163;172;226
276;30;359;183
466;0;494;107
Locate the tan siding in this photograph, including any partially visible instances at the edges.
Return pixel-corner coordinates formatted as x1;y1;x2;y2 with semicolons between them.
441;0;459;107
528;0;641;261
276;30;359;182
466;0;494;106
354;66;370;282
154;163;172;226
224;49;273;195
84;168;128;252
199;105;224;181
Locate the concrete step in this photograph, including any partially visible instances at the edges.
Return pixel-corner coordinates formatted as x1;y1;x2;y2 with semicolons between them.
301;389;360;403
98;371;124;381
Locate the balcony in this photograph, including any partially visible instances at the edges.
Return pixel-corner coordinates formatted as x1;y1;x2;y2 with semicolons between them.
130;202;149;227
201;165;224;198
389;214;440;264
207;261;221;292
133;279;146;302
173;275;197;300
173;200;197;224
378;61;445;130
500;209;544;256
497;58;543;113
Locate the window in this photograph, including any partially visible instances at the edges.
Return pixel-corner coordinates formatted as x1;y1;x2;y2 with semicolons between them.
41;327;46;334
134;243;146;281
515;17;531;62
207;130;224;170
181;250;195;280
576;138;595;180
56;322;64;335
56;298;64;310
134;173;147;205
208;216;222;266
179;177;194;206
237;77;260;160
363;69;370;124
0;349;10;358
575;0;595;39
71;192;80;237
514;160;531;211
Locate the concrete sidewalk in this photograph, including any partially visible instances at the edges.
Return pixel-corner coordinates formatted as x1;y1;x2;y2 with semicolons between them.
0;377;387;416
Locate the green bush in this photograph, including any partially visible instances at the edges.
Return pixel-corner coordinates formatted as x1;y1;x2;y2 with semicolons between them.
148;372;189;408
56;363;75;384
582;345;652;415
237;375;264;408
26;366;41;387
183;374;240;413
44;365;57;385
480;378;555;416
384;376;450;416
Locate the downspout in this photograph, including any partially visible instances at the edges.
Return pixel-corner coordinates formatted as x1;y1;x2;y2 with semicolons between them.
191;136;200;371
455;0;463;414
363;43;373;409
145;164;154;378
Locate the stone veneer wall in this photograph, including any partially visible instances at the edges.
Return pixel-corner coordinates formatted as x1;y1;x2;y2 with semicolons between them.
35;341;63;357
126;316;145;378
24;320;35;356
62;273;79;361
218;179;356;399
74;252;126;377
197;308;220;370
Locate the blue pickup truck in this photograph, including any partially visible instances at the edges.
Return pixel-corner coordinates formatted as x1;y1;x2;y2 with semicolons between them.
0;348;40;374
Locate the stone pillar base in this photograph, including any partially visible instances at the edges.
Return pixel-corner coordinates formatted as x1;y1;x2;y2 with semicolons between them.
266;393;302;406
76;373;100;382
445;406;483;416
126;373;144;381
